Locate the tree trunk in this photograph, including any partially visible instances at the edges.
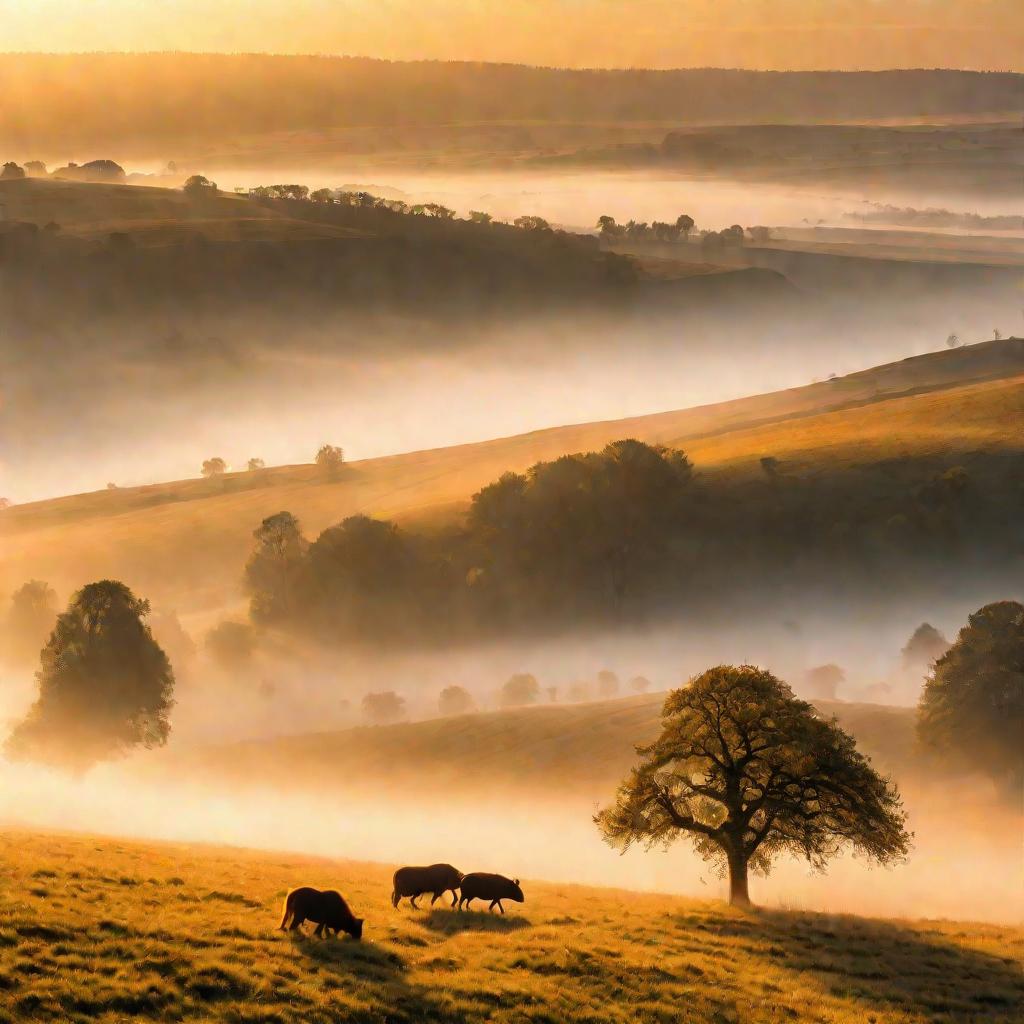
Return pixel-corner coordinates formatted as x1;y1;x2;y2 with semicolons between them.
727;847;751;907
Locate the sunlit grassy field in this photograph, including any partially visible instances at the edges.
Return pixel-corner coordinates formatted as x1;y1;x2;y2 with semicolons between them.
0;829;1020;1024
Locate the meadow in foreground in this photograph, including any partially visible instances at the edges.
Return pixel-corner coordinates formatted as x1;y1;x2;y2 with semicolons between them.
0;829;1020;1024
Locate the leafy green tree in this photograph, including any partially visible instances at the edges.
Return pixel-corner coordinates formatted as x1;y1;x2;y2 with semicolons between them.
595;665;910;906
307;515;418;636
917;601;1024;793
468;440;694;617
245;511;308;625
438;685;475;716
4;581;174;770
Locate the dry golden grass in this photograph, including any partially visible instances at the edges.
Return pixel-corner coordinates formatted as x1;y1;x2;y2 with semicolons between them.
1;342;1021;616
0;828;1020;1024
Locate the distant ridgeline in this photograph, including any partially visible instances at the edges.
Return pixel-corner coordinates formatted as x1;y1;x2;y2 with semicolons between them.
0;56;1020;151
243;433;1024;648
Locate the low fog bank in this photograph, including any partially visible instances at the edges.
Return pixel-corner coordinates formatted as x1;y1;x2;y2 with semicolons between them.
209;168;1024;232
1;759;1019;925
2;593;1020;924
3;282;1016;504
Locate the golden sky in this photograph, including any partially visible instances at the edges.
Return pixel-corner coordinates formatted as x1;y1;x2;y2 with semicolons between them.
0;0;1021;71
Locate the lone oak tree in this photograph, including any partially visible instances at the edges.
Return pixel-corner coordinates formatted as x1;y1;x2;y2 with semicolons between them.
595;665;910;906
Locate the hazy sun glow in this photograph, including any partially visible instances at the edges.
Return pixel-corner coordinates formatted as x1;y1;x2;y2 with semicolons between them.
0;0;1021;70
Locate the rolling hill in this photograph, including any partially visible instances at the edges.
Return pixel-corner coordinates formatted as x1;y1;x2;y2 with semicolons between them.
168;693;916;804
2;828;1019;1024
2;56;1020;157
1;338;1022;616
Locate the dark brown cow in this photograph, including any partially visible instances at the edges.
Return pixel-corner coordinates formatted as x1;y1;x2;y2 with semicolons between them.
278;886;363;940
457;873;525;913
392;863;464;909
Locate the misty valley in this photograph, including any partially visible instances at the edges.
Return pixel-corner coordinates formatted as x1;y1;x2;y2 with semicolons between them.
0;48;1022;1024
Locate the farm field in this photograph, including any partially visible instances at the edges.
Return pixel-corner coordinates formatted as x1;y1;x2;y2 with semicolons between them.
0;829;1020;1024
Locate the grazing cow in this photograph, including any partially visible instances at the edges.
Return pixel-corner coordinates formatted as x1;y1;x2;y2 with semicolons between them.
278;886;363;940
457;873;525;913
392;863;464;909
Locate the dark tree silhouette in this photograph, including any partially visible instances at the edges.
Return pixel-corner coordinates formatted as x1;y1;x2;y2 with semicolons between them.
315;444;344;473
4;580;174;770
917;601;1024;793
499;673;540;707
201;456;227;477
183;174;217;196
630;675;652;693
247;457;266;471
362;690;406;725
245;511;307;624
438;685;475;716
1;161;25;180
595;665;909;906
675;214;695;237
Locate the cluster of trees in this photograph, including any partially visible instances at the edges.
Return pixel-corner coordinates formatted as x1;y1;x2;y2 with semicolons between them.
598;214;694;242
240;437;1024;647
597;214;771;250
1;158;125;182
241;182;564;236
243;440;698;643
198;445;343;479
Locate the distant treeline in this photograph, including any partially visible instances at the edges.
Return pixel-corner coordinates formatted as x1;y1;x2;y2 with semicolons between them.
1;55;1019;152
244;439;1024;648
0;195;636;324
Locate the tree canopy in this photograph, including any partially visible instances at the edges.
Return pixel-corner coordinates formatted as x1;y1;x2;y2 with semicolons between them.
902;622;950;670
595;665;910;905
917;600;1023;793
4;580;174;770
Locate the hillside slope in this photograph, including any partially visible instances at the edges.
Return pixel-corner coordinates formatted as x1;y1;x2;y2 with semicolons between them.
3;56;1020;154
2;829;1019;1024
172;694;915;802
1;339;1021;613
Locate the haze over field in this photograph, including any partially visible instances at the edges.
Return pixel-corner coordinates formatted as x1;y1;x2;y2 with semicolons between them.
0;12;1022;1022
